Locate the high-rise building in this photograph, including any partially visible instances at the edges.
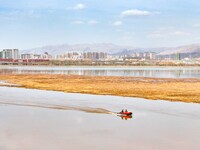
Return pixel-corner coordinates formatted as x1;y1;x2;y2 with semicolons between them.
176;53;181;60
0;49;19;59
149;52;156;60
0;51;3;58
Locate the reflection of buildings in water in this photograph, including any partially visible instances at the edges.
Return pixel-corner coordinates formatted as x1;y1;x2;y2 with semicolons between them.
0;68;200;78
0;69;17;74
122;70;155;77
175;70;182;78
82;70;107;76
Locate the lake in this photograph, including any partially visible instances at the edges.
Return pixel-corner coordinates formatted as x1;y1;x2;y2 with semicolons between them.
0;86;200;150
0;66;200;78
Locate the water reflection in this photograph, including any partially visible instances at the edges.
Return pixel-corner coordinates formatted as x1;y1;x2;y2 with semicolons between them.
119;115;133;120
0;66;200;78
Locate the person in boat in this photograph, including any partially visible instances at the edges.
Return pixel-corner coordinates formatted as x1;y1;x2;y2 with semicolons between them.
121;109;124;113
125;109;128;113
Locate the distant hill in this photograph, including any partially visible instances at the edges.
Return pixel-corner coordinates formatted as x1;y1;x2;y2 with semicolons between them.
21;43;166;56
21;43;137;55
157;44;200;58
158;44;200;55
21;43;200;58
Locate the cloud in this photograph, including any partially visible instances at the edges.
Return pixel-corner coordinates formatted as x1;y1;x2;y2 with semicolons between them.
73;3;86;10
88;20;98;25
112;21;122;26
121;9;152;17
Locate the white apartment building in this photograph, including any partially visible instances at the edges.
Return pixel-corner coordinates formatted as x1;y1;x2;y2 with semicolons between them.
0;49;19;59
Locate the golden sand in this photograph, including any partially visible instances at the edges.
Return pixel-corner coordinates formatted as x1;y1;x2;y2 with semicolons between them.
0;74;200;103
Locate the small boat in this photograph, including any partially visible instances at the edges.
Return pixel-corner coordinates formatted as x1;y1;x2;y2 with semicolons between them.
117;111;132;116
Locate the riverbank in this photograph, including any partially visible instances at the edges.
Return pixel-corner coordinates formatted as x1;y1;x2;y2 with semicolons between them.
0;74;200;103
1;65;200;68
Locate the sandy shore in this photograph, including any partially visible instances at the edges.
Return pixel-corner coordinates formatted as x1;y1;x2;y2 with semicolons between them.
0;74;200;103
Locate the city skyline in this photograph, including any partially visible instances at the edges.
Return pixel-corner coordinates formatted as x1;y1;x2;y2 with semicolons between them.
0;0;200;49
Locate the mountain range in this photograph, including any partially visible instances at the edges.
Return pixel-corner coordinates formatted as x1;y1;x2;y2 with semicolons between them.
158;44;200;55
21;43;134;55
21;43;200;57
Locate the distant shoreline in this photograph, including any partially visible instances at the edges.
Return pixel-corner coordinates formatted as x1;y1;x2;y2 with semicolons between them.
1;65;200;68
1;74;200;103
0;59;200;67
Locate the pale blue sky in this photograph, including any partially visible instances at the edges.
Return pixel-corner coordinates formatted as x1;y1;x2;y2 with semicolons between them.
0;0;200;49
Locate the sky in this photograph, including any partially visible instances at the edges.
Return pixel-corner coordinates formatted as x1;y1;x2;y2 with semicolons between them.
0;0;200;49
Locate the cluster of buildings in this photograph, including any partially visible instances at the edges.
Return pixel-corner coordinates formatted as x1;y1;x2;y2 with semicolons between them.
0;49;52;60
121;52;156;60
1;48;199;65
0;49;156;61
0;49;51;64
21;52;52;60
56;52;107;61
0;49;107;61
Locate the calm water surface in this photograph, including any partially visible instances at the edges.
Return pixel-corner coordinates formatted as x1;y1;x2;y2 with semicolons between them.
1;66;200;78
0;86;200;150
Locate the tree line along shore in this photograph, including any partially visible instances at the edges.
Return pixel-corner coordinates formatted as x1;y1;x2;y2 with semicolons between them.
0;74;200;103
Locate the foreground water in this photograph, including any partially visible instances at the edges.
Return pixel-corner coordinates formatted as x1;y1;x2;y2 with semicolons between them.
0;86;200;150
1;66;200;78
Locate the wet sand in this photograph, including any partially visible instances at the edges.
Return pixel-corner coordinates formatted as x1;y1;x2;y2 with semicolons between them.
0;74;200;103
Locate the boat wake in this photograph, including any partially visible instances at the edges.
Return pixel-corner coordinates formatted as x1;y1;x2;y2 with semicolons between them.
0;100;112;114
